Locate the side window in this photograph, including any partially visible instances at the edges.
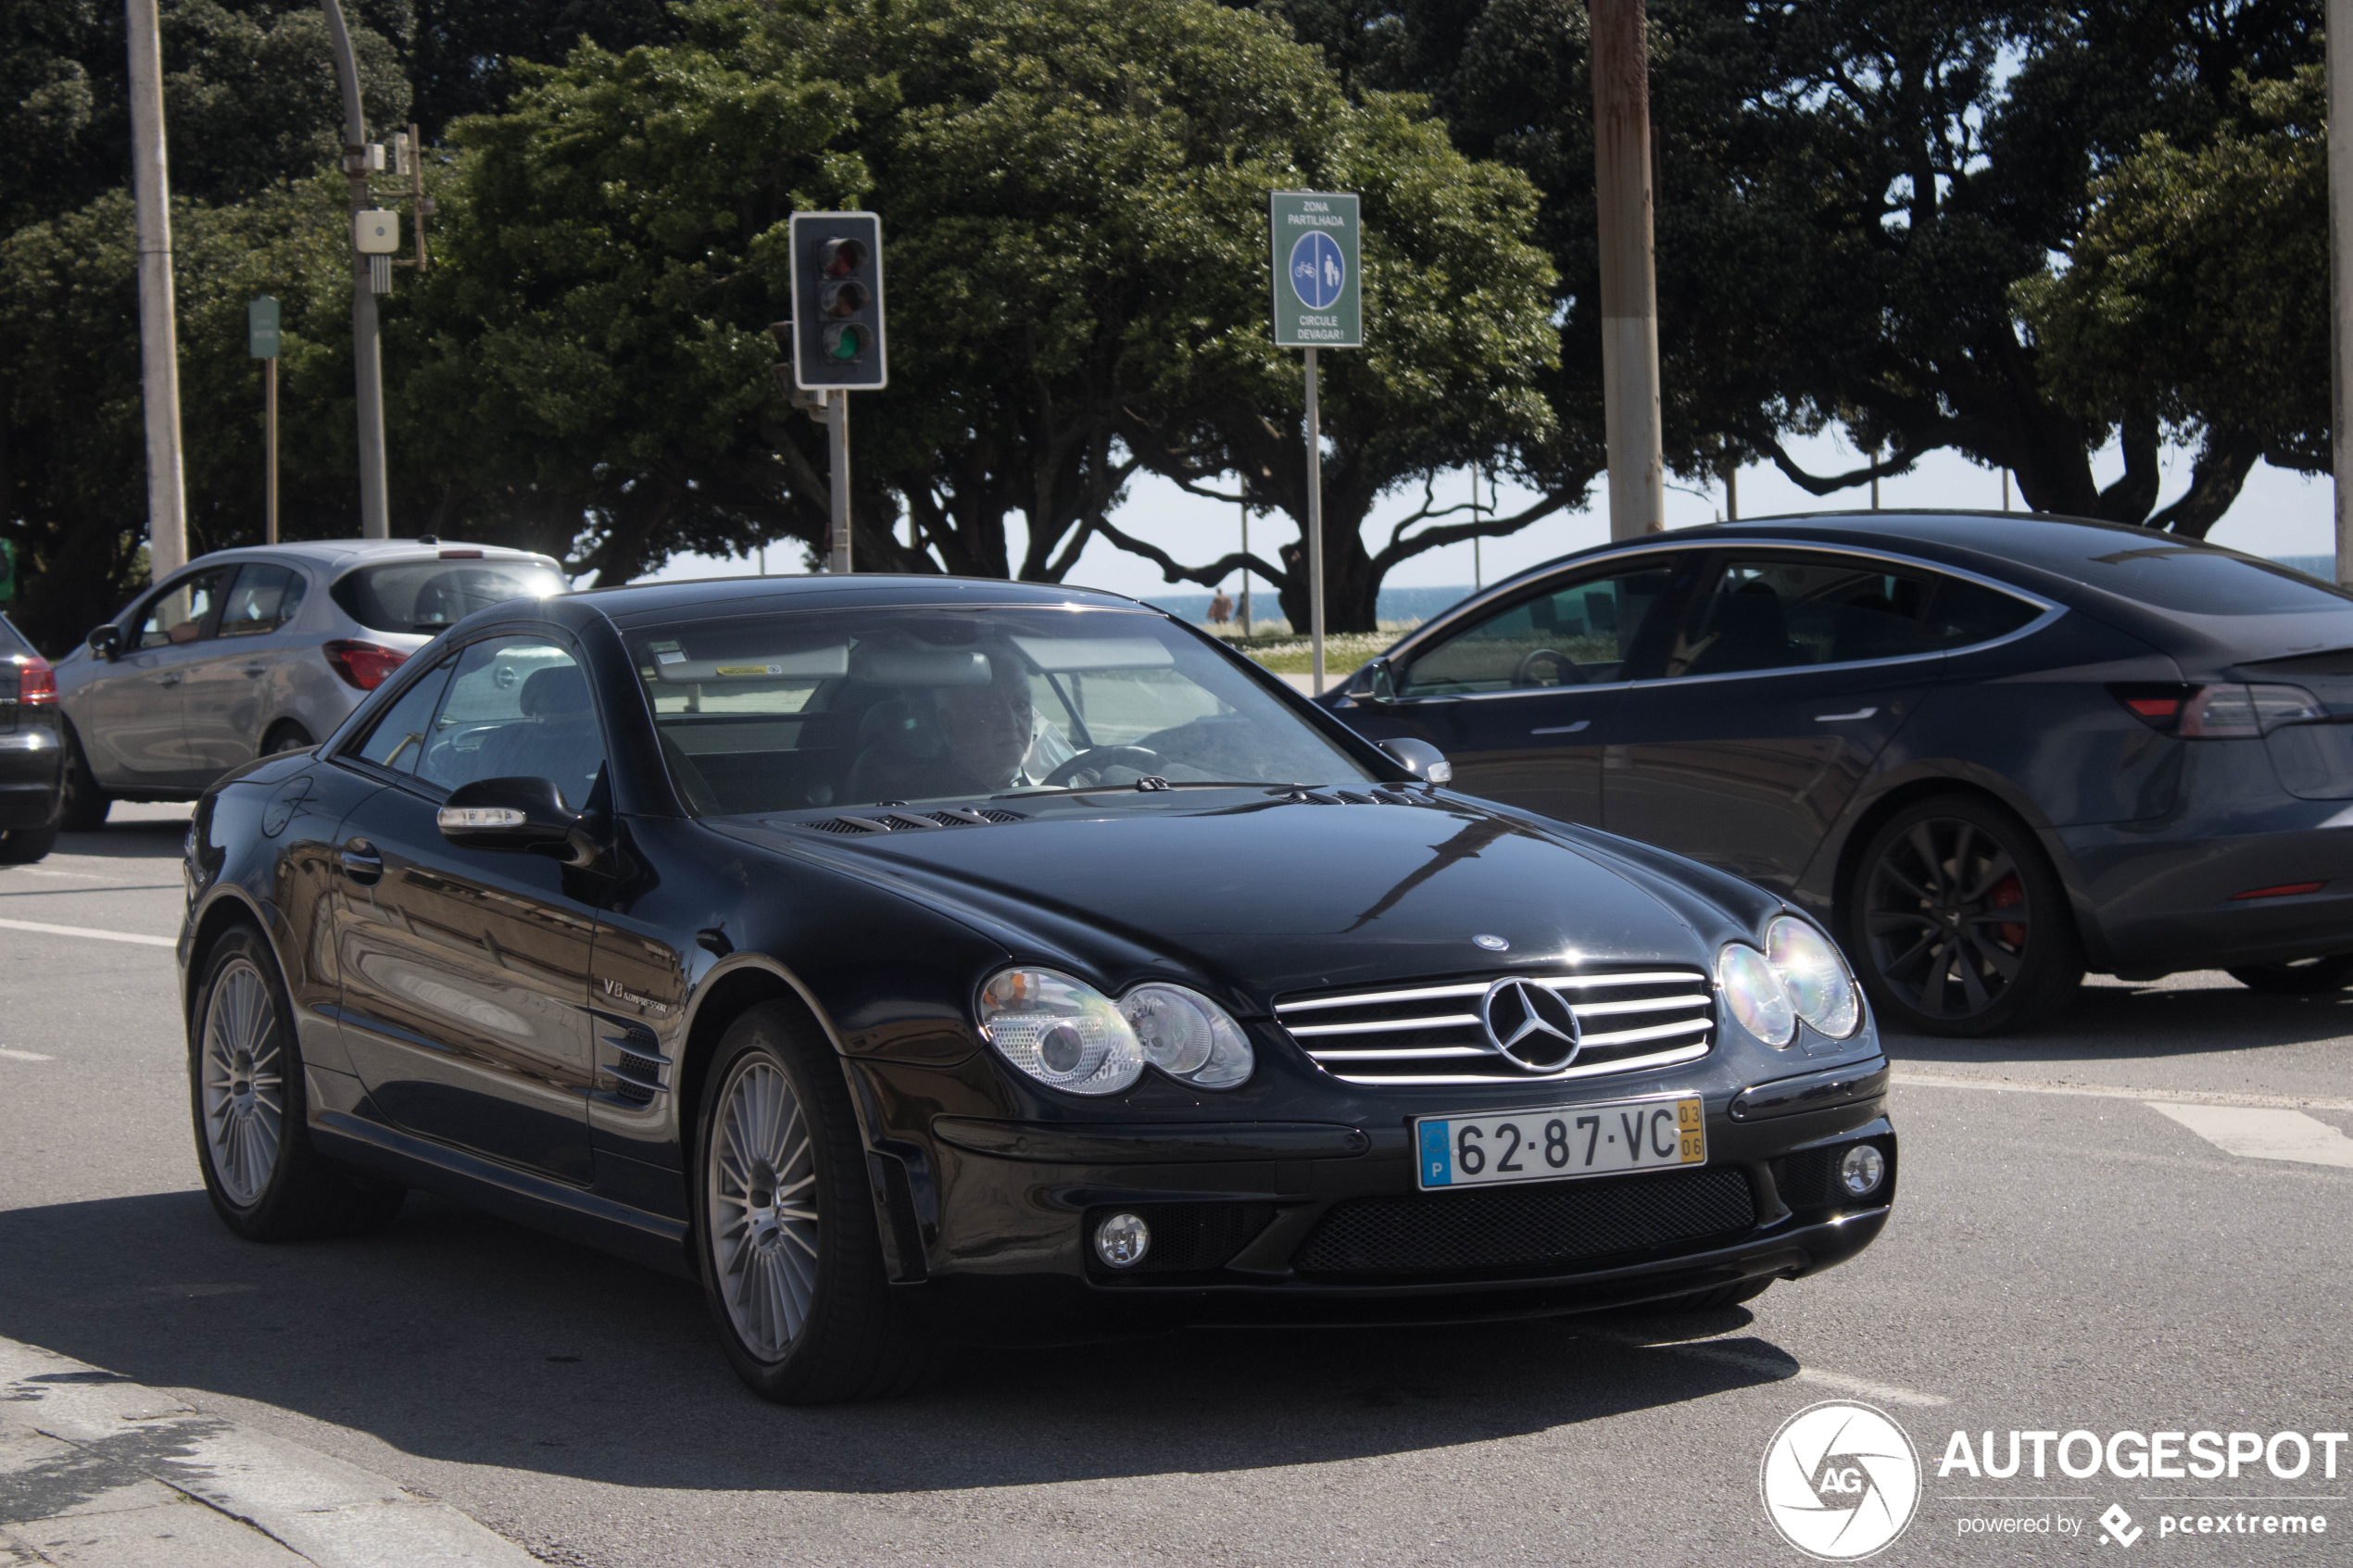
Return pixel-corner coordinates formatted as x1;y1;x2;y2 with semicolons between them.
348;659;456;774
1924;576;2041;648
217;564;308;637
1660;557;1941;679
416;636;608;809
1398;564;1678;696
136;570;226;649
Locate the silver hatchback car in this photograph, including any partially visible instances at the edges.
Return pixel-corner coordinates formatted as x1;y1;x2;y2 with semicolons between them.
53;539;567;827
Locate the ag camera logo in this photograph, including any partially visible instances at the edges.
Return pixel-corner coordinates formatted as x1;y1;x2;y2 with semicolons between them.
1761;1401;1922;1560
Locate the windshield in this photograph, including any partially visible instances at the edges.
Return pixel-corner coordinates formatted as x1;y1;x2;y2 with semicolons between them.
627;606;1377;814
330;558;567;634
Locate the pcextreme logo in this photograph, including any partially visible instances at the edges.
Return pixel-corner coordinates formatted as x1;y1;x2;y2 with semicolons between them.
1760;1401;1923;1561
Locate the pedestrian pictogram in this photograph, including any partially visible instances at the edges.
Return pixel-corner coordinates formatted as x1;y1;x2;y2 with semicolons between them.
1268;192;1361;348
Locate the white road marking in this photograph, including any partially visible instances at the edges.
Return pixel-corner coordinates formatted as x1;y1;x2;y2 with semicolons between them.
0;915;173;948
1567;1325;1950;1406
1894;1069;2353;1115
2145;1104;2353;1169
0;1048;52;1062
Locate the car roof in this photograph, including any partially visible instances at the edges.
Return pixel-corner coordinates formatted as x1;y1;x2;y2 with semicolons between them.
579;573;1155;630
180;539;561;572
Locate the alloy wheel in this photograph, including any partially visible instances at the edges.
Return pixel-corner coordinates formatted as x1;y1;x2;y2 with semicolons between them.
200;958;284;1206
707;1055;821;1362
1861;816;2033;1023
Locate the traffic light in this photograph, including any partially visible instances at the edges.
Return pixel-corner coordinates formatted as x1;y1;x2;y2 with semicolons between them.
789;212;887;390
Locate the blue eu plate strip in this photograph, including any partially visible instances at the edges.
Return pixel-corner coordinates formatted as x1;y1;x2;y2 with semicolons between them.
1419;1120;1453;1185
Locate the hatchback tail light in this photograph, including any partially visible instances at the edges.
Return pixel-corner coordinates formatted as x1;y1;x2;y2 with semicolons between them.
323;639;409;690
14;655;56;706
2108;682;2322;737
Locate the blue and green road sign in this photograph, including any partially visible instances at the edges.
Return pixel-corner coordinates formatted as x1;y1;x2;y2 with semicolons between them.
1269;192;1361;348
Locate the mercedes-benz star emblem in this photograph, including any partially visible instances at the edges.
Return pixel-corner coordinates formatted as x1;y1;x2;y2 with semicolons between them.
1479;978;1580;1072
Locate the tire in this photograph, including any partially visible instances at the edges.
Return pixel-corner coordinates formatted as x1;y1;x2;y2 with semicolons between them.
189;926;406;1240
261;721;315;756
57;724;109;832
1630;1278;1773;1314
692;1002;945;1403
1846;795;2082;1037
2226;954;2353;995
0;827;57;863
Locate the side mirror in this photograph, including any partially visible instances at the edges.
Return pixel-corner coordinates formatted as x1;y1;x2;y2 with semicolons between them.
436;776;594;863
86;624;121;660
1378;737;1453;785
1354;657;1397;704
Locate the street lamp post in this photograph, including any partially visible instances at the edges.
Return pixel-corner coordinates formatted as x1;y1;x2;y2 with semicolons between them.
319;0;389;538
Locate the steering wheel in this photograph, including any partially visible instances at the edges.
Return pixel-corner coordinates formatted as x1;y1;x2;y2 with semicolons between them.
1513;647;1585;687
1039;746;1162;787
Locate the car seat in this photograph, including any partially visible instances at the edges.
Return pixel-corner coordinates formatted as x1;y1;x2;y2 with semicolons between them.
470;665;606;808
1691;583;1793;674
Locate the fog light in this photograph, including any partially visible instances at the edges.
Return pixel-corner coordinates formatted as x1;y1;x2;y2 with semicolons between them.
1839;1144;1886;1198
1094;1211;1150;1269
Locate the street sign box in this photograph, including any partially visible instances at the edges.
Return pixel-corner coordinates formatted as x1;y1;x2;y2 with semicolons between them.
247;296;280;358
790;211;887;390
1270;191;1361;348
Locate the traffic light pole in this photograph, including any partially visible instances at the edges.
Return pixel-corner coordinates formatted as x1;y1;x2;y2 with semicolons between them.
829;391;852;575
1305;347;1327;694
321;0;389;538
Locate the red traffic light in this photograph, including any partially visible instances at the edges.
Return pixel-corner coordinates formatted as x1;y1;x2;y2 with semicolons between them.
822;238;869;278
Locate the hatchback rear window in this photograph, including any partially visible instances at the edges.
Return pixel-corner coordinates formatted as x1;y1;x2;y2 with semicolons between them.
0;615;31;658
2068;542;2350;615
330;559;566;633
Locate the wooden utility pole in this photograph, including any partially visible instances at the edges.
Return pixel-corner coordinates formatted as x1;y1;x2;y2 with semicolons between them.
1592;0;1663;539
321;0;389;537
126;0;187;580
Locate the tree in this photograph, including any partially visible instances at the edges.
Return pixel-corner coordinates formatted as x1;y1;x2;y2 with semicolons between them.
413;0;1561;616
2014;63;2326;531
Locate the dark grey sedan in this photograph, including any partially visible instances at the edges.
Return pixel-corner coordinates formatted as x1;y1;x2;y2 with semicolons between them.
1326;512;2353;1035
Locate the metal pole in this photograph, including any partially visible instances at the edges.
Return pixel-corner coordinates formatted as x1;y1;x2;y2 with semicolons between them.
1471;460;1482;591
828;391;852;574
2002;470;2011;512
126;0;187;581
1721;454;1738;521
265;356;278;546
1870;444;1881;509
1239;497;1252;636
1592;0;1663;540
321;0;388;538
2333;0;2352;584
1305;347;1326;694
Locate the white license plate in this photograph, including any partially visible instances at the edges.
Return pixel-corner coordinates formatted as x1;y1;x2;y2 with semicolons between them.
1415;1096;1706;1191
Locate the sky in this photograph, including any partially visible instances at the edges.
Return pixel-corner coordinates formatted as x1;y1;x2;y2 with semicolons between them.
637;428;2338;597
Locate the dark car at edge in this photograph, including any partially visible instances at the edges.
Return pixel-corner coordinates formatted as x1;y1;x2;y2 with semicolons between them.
179;575;1894;1401
1324;512;2353;1035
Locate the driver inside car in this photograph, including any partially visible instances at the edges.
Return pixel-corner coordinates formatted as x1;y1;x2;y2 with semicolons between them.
844;646;1076;803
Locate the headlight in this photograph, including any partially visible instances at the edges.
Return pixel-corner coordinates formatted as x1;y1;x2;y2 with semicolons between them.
977;970;1256;1094
1120;984;1255;1088
1765;915;1861;1039
1717;943;1795;1047
977;969;1143;1095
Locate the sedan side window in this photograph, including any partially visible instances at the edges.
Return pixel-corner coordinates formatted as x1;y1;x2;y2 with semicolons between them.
416;636;609;809
348;659;456;774
217;564;307;637
1660;558;1944;679
1398;565;1680;696
136;570;226;649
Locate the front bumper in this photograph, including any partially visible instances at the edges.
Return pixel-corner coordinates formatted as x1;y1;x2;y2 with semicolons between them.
862;1053;1896;1338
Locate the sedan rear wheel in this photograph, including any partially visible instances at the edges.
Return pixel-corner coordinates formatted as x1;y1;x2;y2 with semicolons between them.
694;1004;945;1403
57;724;109;832
1848;796;2082;1036
190;927;406;1239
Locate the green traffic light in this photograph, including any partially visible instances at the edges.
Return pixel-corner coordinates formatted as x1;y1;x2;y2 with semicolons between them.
827;325;864;361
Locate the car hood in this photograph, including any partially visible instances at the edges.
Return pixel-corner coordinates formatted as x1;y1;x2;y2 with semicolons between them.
711;791;1753;1005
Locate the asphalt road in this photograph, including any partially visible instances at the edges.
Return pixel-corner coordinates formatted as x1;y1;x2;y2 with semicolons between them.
2;805;2347;1566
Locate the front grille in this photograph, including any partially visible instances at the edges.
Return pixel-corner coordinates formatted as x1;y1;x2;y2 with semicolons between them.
1084;1202;1276;1276
1292;1167;1755;1278
1276;967;1715;1085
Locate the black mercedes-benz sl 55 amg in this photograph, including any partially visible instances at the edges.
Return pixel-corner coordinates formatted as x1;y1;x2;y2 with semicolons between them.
178;575;1895;1402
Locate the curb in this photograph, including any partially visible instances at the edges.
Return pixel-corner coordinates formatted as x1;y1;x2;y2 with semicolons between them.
0;1336;537;1568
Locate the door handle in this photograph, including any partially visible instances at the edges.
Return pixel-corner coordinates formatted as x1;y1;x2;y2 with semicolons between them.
1813;707;1878;722
1530;721;1592;735
338;842;384;884
156;672;182;686
242;665;268;678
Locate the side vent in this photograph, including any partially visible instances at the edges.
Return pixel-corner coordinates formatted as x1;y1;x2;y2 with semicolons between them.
799;808;1030;834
